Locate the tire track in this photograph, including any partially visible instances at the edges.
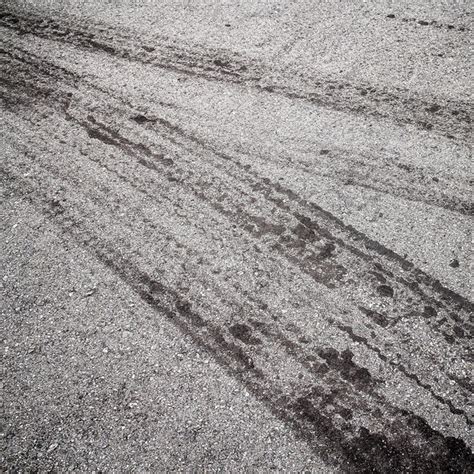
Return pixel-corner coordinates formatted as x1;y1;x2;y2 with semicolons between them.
2;6;473;471
2;161;473;473
1;7;472;141
4;126;474;472
3;81;474;422
384;12;469;32
1;59;472;413
2;41;472;220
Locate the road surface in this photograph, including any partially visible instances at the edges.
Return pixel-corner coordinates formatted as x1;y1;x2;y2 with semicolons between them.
1;1;473;471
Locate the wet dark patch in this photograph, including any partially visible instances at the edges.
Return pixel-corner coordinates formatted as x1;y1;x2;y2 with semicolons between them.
87;39;116;55
317;242;336;260
229;323;262;345
402;412;474;471
351;426;405;471
292;222;316;242
132;114;155;124
317;348;374;389
359;306;390;328
142;45;155;52
86;127;120;147
377;284;394;298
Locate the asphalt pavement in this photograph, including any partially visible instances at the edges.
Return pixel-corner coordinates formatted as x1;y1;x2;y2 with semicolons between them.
1;1;473;471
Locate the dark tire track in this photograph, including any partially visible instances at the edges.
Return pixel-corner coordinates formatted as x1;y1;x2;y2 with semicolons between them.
1;4;473;472
3;61;472;358
1;50;470;412
1;7;472;141
2;164;473;473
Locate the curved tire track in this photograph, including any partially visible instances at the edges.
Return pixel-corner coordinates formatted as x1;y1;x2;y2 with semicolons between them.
1;4;473;472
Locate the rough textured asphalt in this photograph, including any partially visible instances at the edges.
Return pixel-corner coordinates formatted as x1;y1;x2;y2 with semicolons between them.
1;0;473;471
